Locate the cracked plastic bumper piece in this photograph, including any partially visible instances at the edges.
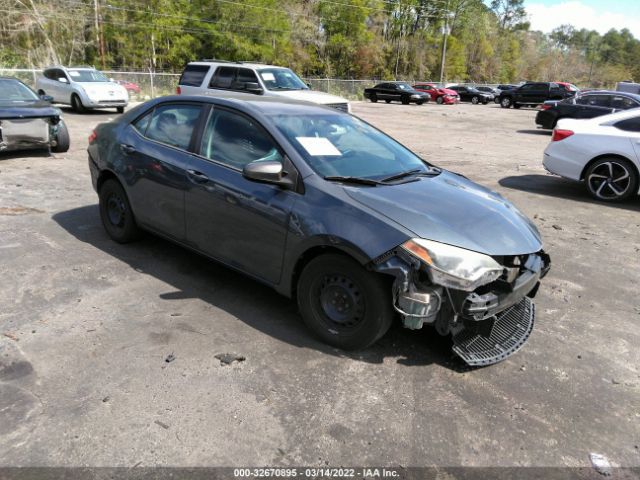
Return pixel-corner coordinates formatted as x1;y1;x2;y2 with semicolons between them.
452;296;535;366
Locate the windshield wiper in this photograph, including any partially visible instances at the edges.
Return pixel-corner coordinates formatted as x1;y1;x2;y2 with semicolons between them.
381;168;441;183
324;176;384;186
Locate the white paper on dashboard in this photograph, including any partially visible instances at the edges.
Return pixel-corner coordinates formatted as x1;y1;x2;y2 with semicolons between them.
68;71;80;77
296;137;342;156
260;72;276;81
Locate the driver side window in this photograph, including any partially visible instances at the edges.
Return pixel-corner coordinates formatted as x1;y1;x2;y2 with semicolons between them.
200;108;283;170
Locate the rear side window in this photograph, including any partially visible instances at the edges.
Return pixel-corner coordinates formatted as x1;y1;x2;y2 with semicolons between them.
179;65;210;87
577;95;610;107
614;116;640;132
209;67;236;89
144;104;202;150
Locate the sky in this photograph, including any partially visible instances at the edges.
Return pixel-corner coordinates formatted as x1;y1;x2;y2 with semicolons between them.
524;0;640;37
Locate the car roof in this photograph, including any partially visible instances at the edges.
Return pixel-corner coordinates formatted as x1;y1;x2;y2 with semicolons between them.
145;94;346;117
578;89;640;100
186;61;287;70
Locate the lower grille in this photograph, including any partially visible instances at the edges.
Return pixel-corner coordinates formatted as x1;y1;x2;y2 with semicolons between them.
452;297;535;366
326;103;349;113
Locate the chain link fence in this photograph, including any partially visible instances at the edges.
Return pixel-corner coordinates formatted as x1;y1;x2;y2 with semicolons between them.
0;67;502;101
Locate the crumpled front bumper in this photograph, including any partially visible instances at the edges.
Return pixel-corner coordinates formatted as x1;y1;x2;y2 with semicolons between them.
0;118;50;152
374;249;550;366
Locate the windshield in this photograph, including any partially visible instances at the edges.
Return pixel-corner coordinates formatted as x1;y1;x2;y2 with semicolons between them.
0;79;39;103
396;83;414;91
273;113;432;180
67;69;109;82
258;68;308;91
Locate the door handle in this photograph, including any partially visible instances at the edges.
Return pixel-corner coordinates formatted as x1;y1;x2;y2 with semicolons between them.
187;169;209;183
120;144;136;154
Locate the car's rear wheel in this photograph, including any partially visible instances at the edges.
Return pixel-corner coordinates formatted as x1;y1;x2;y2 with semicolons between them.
513;103;522;109
51;120;70;153
416;99;425;105
401;95;410;105
585;157;639;202
71;94;86;113
117;106;125;114
99;179;141;243
385;99;391;103
297;254;394;350
471;96;479;104
494;97;500;104
436;96;444;104
370;93;378;103
500;97;512;108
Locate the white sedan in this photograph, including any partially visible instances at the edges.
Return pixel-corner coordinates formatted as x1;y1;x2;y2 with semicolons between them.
543;109;640;202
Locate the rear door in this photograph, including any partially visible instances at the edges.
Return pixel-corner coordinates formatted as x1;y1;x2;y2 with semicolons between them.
118;102;204;240
184;106;298;283
575;94;613;119
611;95;640;112
178;64;211;94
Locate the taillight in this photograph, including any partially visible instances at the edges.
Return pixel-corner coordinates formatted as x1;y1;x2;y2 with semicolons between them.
541;104;552;110
88;129;97;144
552;129;574;141
176;85;181;94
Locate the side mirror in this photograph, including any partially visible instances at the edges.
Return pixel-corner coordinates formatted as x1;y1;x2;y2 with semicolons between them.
58;77;68;83
243;160;291;187
244;82;263;94
41;94;54;103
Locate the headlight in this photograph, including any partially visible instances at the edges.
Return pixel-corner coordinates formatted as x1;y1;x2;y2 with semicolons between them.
401;238;503;291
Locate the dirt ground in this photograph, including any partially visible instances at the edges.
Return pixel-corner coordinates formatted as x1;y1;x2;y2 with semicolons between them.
0;100;638;470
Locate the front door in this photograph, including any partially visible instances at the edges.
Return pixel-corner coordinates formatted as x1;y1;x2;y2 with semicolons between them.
184;106;297;284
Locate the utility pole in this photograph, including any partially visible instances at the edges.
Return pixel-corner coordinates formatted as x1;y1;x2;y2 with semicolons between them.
438;0;451;86
94;0;106;68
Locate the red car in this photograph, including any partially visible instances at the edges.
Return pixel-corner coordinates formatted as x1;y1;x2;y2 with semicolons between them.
413;83;459;104
115;80;141;95
555;82;580;94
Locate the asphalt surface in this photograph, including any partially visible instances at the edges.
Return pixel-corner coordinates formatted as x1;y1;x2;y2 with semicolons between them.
0;101;639;470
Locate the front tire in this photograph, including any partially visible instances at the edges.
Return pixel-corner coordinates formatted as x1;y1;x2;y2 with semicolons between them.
500;97;512;108
99;179;141;243
297;254;394;350
71;94;86;113
370;93;378;103
436;96;444;105
401;95;410;105
471;96;479;104
585;157;639;202
51;120;70;153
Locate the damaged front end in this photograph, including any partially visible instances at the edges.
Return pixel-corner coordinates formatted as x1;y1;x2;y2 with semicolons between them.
374;239;550;366
0;115;60;153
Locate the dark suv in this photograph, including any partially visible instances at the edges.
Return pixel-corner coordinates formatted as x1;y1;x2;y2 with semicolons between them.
499;82;576;109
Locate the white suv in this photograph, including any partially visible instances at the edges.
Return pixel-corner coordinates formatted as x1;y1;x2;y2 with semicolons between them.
177;60;351;113
36;66;128;113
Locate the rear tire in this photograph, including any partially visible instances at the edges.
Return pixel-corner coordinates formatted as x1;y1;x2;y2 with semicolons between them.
500;97;512;108
585;157;639;202
99;179;141;243
51;120;70;153
297;254;394;350
401;95;410;105
436;96;444;105
471;96;479;104
370;93;378;103
71;94;86;113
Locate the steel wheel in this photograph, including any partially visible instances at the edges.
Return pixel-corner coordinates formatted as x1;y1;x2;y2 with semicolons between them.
106;193;127;228
472;96;479;104
317;274;365;330
501;97;512;108
586;159;638;202
99;179;141;243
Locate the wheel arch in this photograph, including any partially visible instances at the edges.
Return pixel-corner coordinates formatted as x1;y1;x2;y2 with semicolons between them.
97;168;122;193
580;153;640;181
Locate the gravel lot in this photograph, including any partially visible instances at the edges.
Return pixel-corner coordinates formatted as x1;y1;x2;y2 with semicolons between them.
0;101;639;469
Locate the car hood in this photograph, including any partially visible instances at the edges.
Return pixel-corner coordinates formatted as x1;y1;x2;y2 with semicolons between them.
0;101;60;119
344;171;542;256
268;89;349;105
439;88;458;95
77;82;128;96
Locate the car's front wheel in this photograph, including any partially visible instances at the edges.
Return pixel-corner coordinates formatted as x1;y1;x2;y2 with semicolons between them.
471;96;479;104
401;95;410;105
99;179;141;243
71;94;86;113
500;97;512;108
51;120;70;153
297;254;394;350
585;157;639;202
370;93;378;103
436;96;444;104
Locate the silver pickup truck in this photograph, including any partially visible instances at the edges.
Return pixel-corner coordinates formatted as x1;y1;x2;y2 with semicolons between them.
36;66;128;113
